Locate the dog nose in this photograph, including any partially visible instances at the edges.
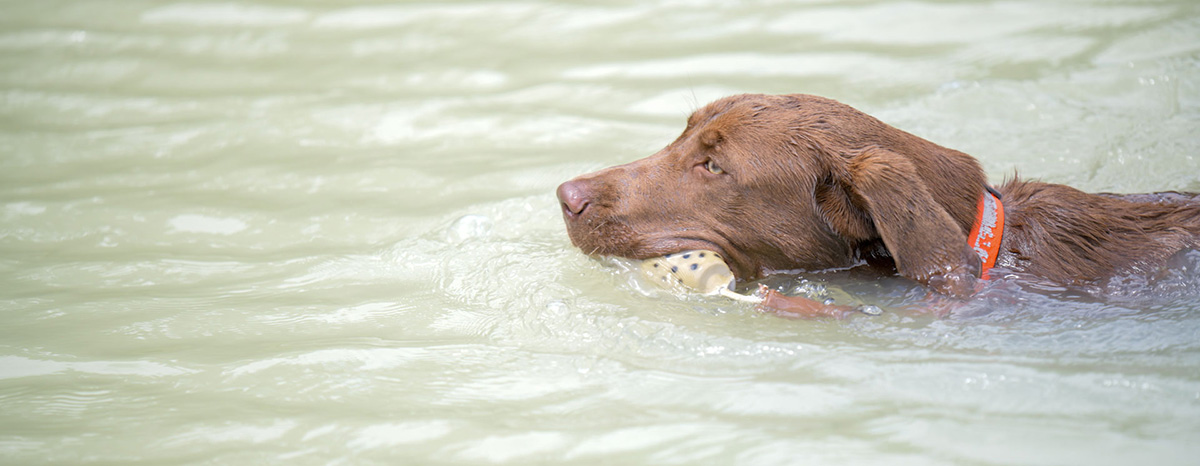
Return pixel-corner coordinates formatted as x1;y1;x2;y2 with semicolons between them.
556;180;591;217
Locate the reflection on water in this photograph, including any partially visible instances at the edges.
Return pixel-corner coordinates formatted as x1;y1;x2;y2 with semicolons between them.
2;0;1199;464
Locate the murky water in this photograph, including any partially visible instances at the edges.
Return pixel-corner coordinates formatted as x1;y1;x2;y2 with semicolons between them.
2;0;1200;464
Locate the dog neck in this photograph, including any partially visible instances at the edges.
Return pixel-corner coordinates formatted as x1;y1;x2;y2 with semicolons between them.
969;187;1005;279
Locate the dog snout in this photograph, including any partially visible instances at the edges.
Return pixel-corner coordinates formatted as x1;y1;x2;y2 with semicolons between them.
556;180;592;218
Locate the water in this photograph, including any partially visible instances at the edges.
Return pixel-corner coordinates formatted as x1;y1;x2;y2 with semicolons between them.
2;0;1199;464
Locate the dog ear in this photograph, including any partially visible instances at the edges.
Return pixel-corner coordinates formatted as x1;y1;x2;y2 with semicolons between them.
839;148;981;296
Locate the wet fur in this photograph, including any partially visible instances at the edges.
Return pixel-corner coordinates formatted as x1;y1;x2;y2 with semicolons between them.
557;94;1200;297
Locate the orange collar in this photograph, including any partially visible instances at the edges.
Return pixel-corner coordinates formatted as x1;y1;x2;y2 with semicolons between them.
967;187;1004;279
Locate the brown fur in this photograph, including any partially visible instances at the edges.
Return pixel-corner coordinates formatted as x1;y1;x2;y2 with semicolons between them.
556;94;1200;297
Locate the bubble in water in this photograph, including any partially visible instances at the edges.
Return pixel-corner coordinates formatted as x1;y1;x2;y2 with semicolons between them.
858;305;883;316
445;214;493;242
792;279;830;300
545;300;568;314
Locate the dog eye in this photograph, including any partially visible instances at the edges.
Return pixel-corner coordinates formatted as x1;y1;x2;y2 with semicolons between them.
704;159;724;175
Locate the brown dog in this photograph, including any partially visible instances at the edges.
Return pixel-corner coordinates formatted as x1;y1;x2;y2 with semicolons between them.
557;94;1200;309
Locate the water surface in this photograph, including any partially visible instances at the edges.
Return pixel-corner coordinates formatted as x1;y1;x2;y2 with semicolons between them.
2;0;1199;464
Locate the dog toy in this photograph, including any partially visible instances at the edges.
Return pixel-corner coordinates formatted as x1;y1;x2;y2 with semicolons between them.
639;250;763;303
639;249;882;316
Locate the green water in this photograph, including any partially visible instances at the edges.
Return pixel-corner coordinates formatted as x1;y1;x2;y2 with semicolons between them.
2;0;1199;464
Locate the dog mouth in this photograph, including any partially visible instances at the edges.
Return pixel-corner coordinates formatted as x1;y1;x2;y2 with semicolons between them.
632;236;754;280
558;205;754;279
639;237;723;259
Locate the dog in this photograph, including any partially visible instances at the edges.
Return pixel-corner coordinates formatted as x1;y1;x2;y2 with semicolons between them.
557;94;1200;313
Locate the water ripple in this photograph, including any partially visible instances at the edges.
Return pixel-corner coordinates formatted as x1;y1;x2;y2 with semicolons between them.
1;0;1198;464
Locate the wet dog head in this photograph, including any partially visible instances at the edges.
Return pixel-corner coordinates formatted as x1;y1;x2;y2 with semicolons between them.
557;93;985;292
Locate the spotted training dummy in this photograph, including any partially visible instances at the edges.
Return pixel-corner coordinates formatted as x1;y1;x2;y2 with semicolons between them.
639;250;881;318
639;250;761;303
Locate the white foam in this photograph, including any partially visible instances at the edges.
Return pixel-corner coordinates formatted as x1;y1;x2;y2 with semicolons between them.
167;214;247;235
